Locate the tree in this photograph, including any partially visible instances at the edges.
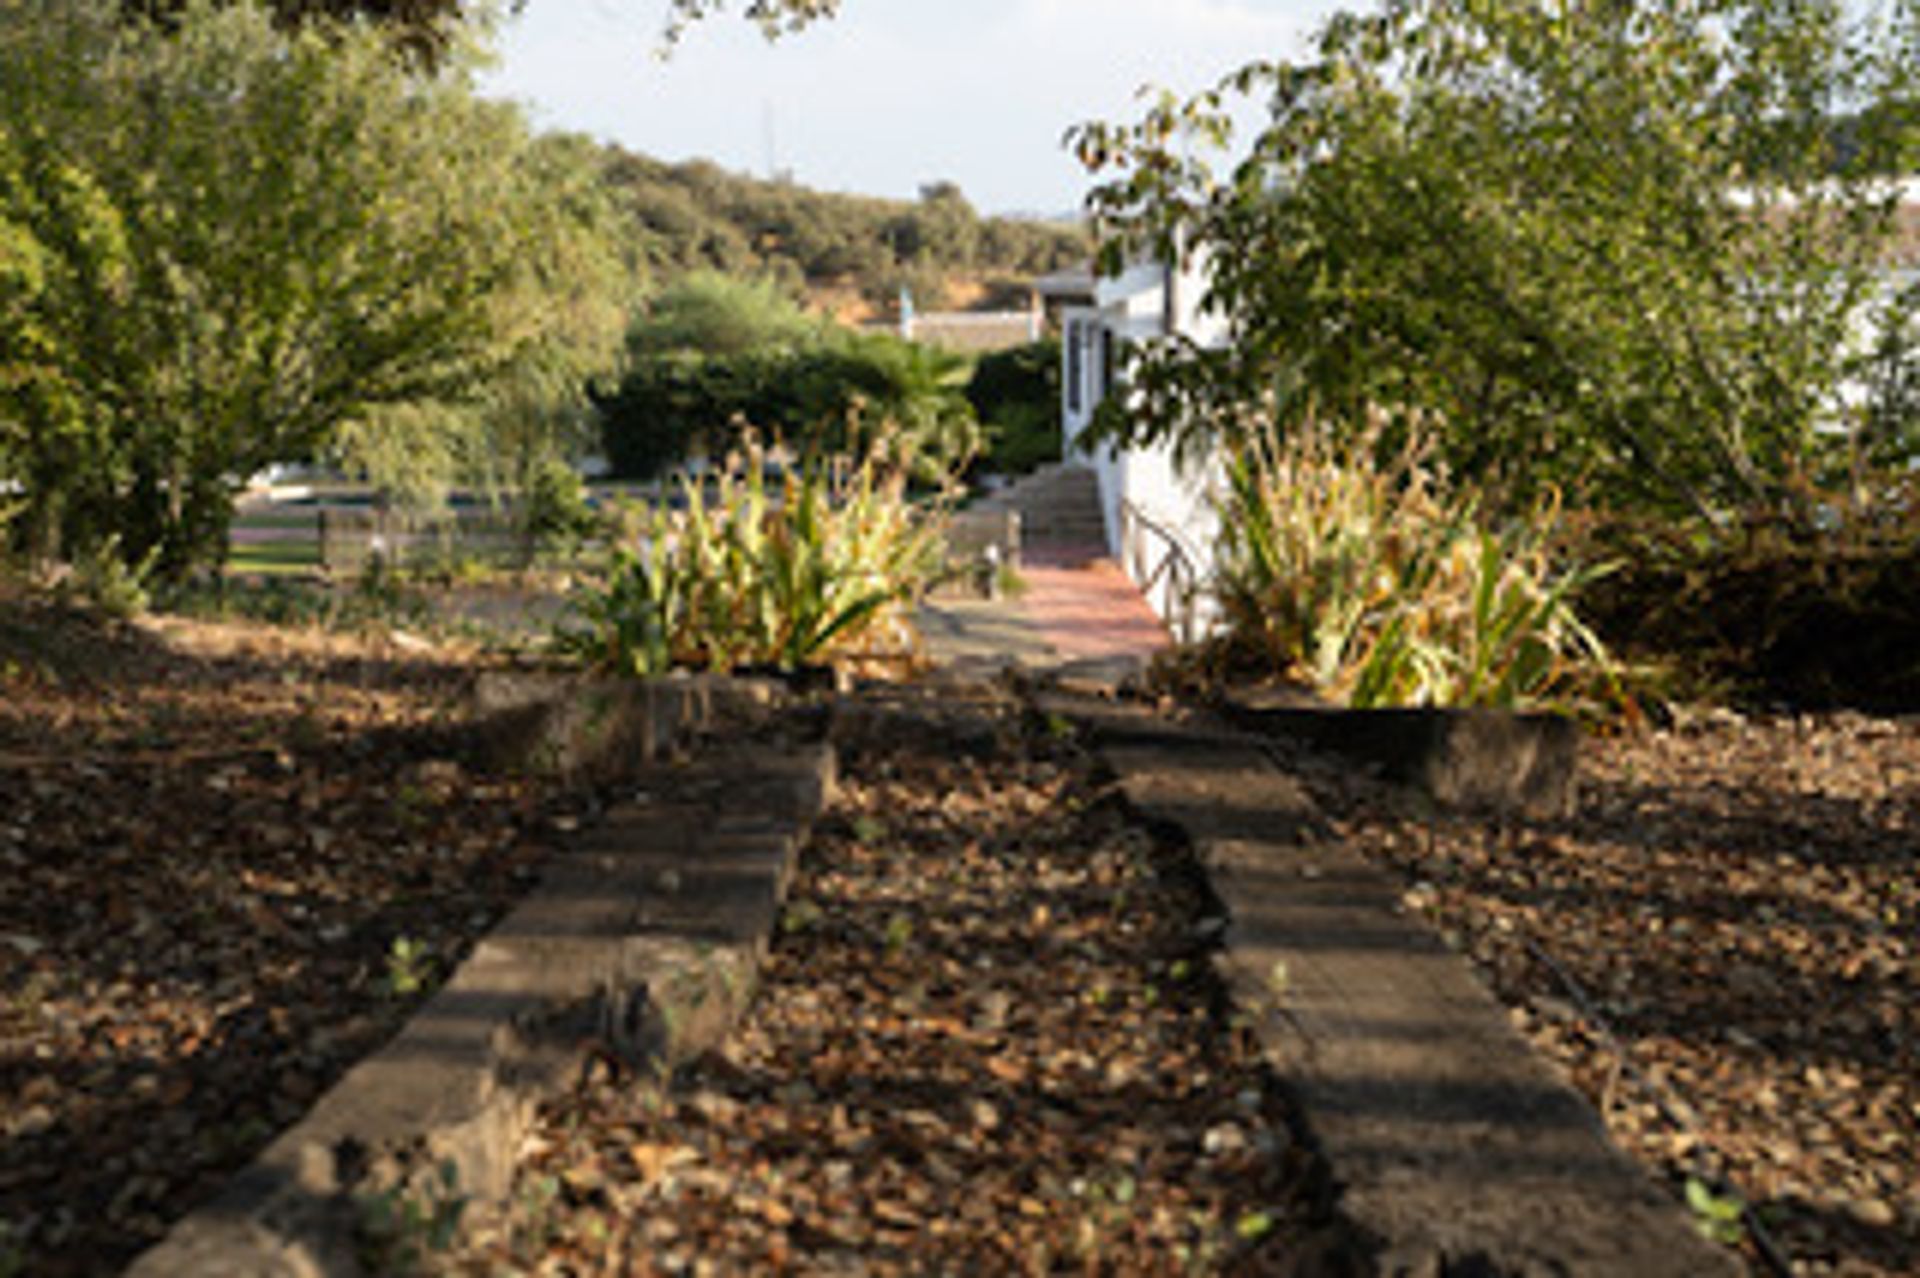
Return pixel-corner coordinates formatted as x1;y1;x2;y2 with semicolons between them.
626;270;819;358
1073;0;1920;538
595;277;979;482
125;0;467;63
332;130;646;511
0;0;577;580
967;338;1062;475
664;0;839;43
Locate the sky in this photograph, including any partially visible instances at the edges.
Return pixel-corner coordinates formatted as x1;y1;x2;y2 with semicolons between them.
477;0;1335;216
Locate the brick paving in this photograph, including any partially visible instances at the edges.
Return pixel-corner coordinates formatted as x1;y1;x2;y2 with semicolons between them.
1019;560;1168;664
918;551;1168;674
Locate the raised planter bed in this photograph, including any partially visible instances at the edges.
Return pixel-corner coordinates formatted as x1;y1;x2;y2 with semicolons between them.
1219;691;1580;818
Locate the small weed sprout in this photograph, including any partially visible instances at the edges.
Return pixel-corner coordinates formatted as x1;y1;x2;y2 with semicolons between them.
357;1159;469;1275
1685;1177;1747;1246
384;936;435;998
883;913;914;956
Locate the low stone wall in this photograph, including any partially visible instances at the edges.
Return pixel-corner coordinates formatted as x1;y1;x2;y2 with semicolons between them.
1221;696;1580;818
468;668;784;781
127;676;833;1278
932;507;1022;599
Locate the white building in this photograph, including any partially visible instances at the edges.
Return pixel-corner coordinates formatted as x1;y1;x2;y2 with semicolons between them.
1038;257;1229;640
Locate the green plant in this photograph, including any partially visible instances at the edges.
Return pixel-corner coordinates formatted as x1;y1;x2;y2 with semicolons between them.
61;536;157;620
521;459;600;561
1685;1177;1747;1247
1074;0;1920;545
340;555;430;632
558;430;945;675
883;912;914;956
1212;413;1615;710
384;936;436;999
357;1158;469;1275
967;339;1062;476
2;1;603;585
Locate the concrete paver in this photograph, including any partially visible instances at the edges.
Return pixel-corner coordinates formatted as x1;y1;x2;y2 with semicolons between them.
1044;692;1741;1278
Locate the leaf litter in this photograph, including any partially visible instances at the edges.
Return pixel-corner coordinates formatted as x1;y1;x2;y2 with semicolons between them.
0;595;576;1275
448;688;1327;1275
1290;709;1918;1277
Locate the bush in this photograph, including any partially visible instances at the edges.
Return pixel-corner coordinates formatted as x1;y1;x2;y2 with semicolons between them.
59;536;156;621
966;339;1061;476
595;328;978;485
517;460;600;564
1579;519;1920;712
1211;415;1613;710
558;431;944;676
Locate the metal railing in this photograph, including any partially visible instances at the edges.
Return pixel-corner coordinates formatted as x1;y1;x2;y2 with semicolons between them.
1117;497;1207;646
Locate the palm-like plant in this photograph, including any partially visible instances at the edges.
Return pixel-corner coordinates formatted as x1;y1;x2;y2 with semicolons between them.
560;430;944;676
1214;414;1614;709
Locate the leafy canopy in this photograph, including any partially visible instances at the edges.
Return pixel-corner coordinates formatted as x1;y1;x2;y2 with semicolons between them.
0;0;612;579
1073;0;1920;538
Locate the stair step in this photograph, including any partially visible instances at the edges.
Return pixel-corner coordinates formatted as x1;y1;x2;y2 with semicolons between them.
975;465;1107;555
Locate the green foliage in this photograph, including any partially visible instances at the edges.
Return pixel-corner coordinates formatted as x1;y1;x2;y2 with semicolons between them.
127;0;468;65
596;317;980;484
59;536;158;622
1685;1177;1748;1247
327;128;644;523
595;272;819;478
967;338;1062;475
0;1;612;583
665;0;841;44
357;1158;469;1275
1212;413;1614;709
521;459;600;560
599;150;1086;307
793;333;981;483
627;270;818;358
558;432;944;675
1074;0;1920;543
383;935;437;998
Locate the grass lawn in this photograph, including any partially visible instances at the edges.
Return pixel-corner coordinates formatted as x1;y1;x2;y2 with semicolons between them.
226;537;321;576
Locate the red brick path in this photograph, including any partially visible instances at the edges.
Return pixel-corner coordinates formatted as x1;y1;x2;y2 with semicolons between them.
1019;560;1169;664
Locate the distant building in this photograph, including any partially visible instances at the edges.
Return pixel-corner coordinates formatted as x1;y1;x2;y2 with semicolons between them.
899;309;1042;353
883;286;1042;353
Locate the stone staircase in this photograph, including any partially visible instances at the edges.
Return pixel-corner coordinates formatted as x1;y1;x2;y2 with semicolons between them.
972;463;1109;566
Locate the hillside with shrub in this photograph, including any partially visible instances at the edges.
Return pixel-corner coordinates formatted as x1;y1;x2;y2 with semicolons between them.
600;152;1087;317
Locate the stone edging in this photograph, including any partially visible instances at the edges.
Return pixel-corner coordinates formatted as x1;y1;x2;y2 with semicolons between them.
1219;695;1580;818
127;676;834;1277
1043;691;1739;1277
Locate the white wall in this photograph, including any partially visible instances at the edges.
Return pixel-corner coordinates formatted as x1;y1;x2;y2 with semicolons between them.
1060;253;1228;637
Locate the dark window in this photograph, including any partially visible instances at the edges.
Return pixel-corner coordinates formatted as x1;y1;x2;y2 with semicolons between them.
1101;328;1117;400
1066;321;1083;414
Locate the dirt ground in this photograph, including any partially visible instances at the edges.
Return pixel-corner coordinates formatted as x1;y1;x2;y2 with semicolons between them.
3;590;1912;1276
